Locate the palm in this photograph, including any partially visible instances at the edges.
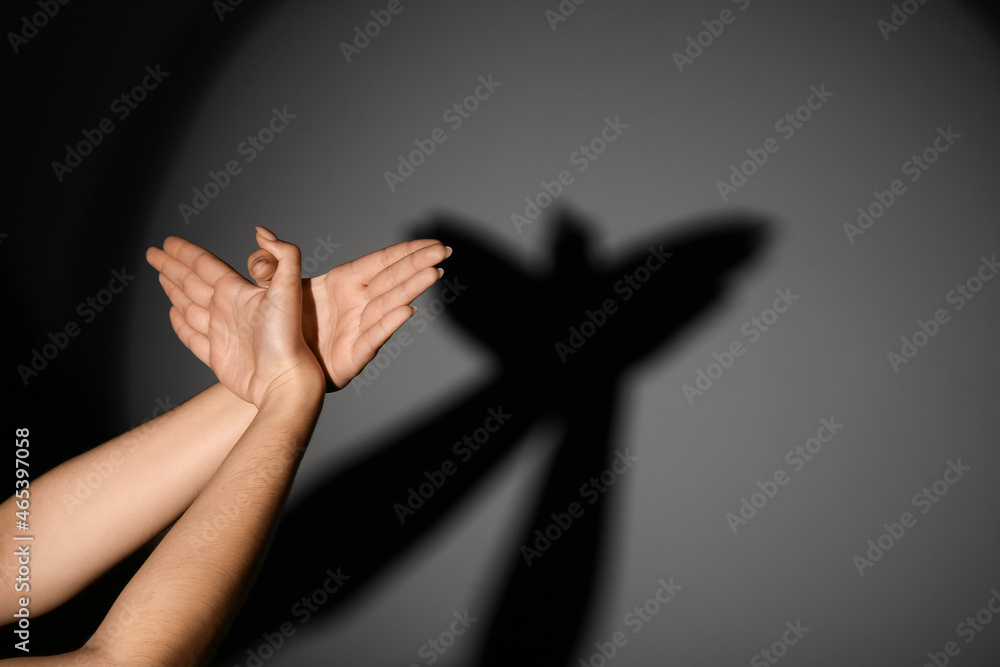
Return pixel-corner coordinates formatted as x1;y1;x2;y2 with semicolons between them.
147;230;322;407
303;240;450;391
207;275;301;404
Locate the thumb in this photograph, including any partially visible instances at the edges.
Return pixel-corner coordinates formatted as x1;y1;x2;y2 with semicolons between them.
254;226;302;295
247;248;277;287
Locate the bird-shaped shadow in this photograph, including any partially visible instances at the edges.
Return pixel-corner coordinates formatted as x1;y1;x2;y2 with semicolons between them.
213;208;769;666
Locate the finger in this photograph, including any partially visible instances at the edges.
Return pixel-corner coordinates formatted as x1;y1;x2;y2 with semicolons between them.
148;247;215;307
349;239;445;285
158;273;210;334
360;305;417;358
360;265;442;331
168;306;211;367
247;248;277;287
366;242;451;298
162;236;241;287
255;226;302;300
146;245;168;273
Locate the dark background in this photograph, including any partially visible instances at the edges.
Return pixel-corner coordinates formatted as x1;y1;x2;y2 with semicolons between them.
5;1;1000;665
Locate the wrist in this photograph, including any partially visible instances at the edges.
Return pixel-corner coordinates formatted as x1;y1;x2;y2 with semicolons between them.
260;359;326;409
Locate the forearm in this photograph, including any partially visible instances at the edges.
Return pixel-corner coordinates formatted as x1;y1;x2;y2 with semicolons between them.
0;382;257;618
71;380;323;667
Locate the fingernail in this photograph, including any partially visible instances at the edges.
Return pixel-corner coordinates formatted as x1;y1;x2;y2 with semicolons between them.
252;257;270;274
437;268;444;278
445;246;453;258
256;226;277;241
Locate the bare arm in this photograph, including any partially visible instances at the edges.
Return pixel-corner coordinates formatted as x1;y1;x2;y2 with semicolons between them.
2;378;324;667
3;227;327;666
0;383;257;619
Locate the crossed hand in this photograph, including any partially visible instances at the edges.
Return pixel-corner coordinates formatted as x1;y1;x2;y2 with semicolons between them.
146;226;450;405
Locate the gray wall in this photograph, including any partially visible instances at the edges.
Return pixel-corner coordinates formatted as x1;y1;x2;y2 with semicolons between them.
122;1;1000;665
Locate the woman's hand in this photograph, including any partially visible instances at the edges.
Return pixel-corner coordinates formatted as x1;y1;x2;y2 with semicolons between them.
146;227;323;406
248;239;451;390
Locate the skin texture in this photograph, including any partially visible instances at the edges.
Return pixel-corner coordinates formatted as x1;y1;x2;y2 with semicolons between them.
250;237;451;391
0;229;450;666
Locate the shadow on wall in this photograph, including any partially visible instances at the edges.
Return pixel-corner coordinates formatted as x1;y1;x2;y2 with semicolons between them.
214;209;770;667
